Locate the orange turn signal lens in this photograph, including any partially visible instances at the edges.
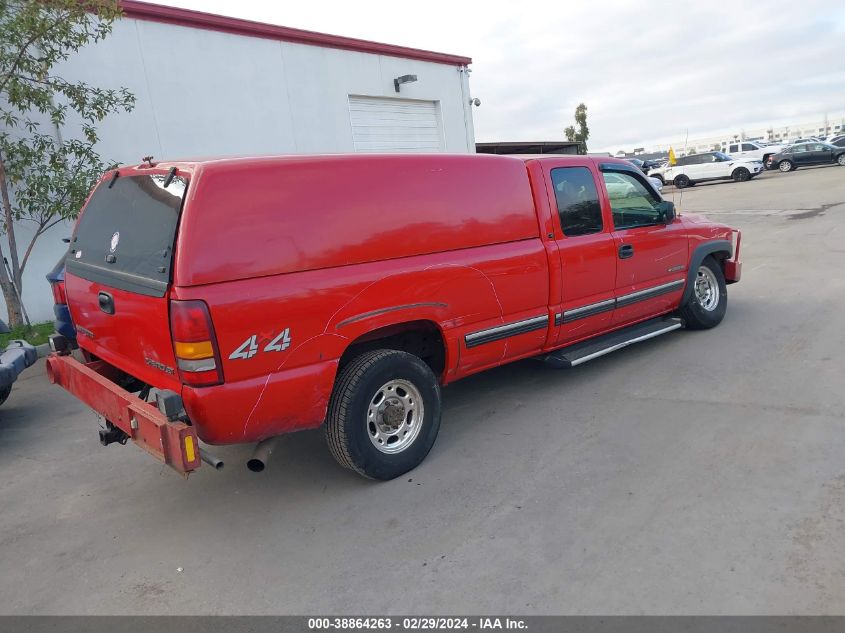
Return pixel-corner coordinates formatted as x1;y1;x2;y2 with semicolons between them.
174;340;214;360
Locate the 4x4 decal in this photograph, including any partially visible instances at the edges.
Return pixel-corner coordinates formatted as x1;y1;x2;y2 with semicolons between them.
229;329;291;360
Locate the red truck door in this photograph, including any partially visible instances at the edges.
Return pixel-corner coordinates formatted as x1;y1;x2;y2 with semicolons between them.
597;165;688;325
539;160;618;345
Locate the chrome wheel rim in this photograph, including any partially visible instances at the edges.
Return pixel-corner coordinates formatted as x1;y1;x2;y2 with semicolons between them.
694;266;720;311
838;155;845;166
779;161;791;172
367;379;424;454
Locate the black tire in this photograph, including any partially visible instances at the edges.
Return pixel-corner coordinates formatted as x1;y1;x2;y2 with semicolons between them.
0;385;10;406
674;174;690;189
679;256;727;330
837;154;845;166
325;349;441;480
651;174;664;186
778;160;794;172
732;167;750;182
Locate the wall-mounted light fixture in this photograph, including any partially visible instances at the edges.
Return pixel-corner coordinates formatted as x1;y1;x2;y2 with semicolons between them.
394;74;418;93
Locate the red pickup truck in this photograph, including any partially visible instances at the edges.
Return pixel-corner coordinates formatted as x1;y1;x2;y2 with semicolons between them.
46;154;741;480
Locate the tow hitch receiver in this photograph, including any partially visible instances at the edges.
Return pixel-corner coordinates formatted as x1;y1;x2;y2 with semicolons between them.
45;353;201;474
99;421;129;446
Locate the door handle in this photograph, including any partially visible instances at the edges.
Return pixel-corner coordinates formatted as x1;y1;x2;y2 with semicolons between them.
618;244;634;259
98;291;115;315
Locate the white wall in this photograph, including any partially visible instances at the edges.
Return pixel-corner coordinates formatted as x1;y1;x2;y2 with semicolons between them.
5;17;475;322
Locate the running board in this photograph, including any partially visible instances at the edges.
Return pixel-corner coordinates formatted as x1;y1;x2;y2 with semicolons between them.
542;317;683;368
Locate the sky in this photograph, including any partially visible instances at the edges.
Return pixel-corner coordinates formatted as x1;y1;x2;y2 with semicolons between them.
152;0;845;152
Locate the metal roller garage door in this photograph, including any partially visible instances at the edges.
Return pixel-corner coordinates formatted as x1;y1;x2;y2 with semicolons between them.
349;95;444;153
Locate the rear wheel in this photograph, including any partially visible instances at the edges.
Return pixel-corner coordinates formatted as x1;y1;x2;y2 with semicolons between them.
778;160;794;172
0;385;10;406
326;349;441;480
674;174;690;189
732;167;751;182
680;256;727;330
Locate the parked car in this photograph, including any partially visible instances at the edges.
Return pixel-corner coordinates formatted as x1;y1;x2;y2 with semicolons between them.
46;154;741;479
724;140;783;168
828;135;845;147
603;171;638;197
46;254;77;347
0;319;37;406
768;142;845;172
647;176;664;194
641;158;665;173
653;151;763;188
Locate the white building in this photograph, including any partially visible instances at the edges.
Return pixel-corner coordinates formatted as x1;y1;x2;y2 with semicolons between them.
8;0;476;322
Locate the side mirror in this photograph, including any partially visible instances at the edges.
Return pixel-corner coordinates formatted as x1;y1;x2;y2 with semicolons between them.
657;200;676;224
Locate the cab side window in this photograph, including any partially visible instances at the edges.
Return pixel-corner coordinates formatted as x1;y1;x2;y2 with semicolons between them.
550;167;603;237
602;171;663;230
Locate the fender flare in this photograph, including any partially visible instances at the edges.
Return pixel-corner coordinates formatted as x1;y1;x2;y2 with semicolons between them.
681;240;732;305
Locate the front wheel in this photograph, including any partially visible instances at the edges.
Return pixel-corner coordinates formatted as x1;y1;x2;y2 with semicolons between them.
732;167;751;182
674;174;690;189
837;154;845;166
778;160;794;172
326;349;441;480
679;256;727;330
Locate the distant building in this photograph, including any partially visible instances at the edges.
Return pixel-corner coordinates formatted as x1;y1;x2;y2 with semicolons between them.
614;113;845;157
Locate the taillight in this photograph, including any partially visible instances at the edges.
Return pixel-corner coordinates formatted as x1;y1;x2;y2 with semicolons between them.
170;299;224;387
51;280;67;305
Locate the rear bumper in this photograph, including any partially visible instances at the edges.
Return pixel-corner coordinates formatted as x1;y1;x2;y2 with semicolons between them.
45;353;201;474
0;340;37;389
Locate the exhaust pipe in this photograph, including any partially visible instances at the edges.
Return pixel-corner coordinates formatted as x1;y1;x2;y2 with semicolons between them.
247;436;279;473
200;448;224;470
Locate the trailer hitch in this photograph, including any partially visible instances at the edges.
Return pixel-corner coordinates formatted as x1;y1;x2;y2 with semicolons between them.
99;421;129;446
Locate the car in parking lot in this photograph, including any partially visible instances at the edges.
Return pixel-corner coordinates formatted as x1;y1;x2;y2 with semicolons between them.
651;151;763;188
46;254;77;347
725;140;783;167
768;142;845;172
0;320;37;407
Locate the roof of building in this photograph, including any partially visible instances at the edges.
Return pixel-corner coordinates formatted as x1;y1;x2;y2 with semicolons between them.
476;141;582;154
119;1;472;66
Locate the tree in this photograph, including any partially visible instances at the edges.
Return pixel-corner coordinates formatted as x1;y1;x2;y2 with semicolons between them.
564;102;589;154
0;0;134;326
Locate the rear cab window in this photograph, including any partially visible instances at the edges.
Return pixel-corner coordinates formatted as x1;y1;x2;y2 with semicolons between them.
66;172;188;297
550;167;603;237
